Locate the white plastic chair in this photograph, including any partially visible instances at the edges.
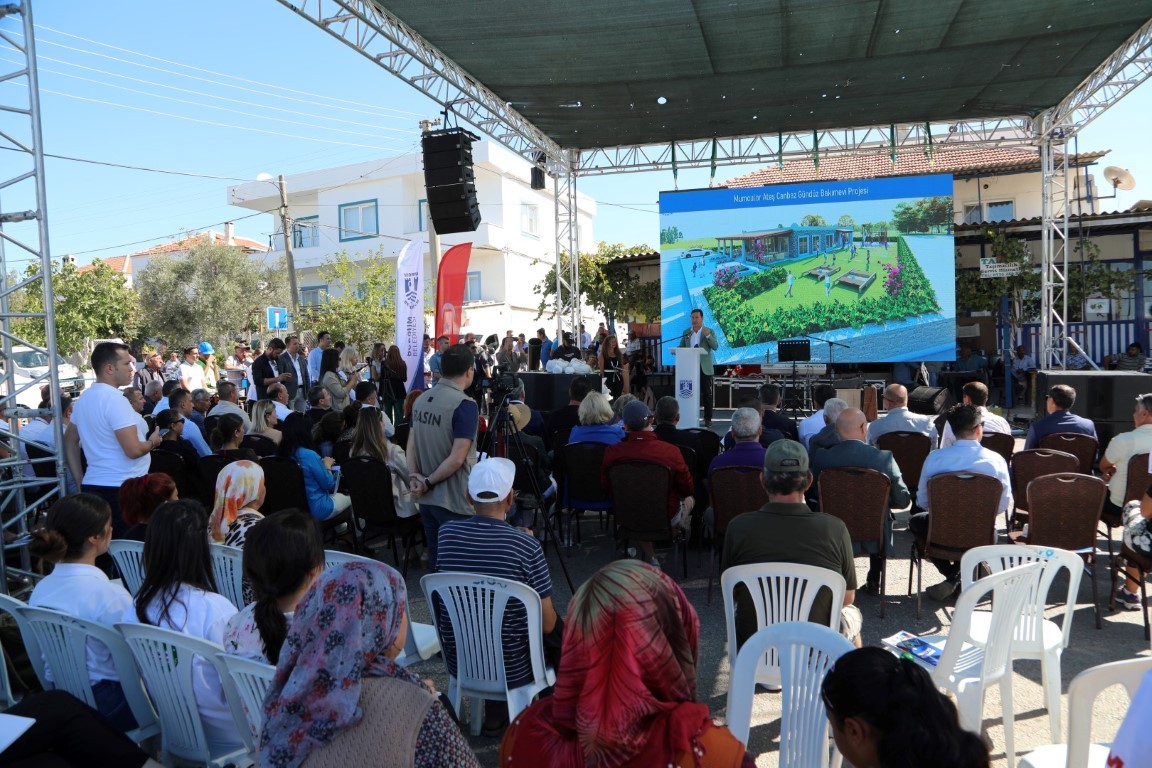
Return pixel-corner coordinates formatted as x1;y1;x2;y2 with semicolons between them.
108;540;146;596
16;606;160;746
726;622;854;768
721;563;847;688
217;653;275;757
421;573;556;736
323;549;379;570
209;543;247;609
1018;656;1152;768
916;562;1042;767
0;593;48;690
961;544;1083;740
116;622;248;768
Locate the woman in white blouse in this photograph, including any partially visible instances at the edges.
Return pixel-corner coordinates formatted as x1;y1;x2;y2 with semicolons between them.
121;499;242;754
28;493;135;731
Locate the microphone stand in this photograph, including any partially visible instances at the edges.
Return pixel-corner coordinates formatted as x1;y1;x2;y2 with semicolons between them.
800;333;851;379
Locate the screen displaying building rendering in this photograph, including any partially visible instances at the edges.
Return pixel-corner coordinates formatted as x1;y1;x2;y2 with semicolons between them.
659;174;956;366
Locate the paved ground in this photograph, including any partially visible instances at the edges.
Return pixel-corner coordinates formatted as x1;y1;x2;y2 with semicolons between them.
390;413;1150;767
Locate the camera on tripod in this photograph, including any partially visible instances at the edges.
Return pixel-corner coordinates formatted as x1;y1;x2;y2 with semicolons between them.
491;365;521;401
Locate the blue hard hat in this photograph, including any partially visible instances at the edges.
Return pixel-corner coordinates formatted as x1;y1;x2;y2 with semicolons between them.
198;342;215;355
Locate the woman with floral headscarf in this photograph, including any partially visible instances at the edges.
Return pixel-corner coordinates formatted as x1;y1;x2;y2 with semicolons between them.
208;460;266;548
260;562;479;768
500;560;754;768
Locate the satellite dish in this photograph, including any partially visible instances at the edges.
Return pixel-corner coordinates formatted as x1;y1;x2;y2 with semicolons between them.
1103;165;1136;191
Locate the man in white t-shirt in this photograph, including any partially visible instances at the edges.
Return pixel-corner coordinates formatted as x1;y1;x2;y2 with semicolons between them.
178;346;205;393
65;342;161;535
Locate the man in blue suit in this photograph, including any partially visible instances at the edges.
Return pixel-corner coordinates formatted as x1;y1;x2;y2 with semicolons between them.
1023;384;1098;450
811;408;911;594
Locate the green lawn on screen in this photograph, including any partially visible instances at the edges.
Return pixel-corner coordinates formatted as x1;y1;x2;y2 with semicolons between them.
743;248;893;314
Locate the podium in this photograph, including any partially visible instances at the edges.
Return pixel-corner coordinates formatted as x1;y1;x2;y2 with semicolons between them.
672;347;706;428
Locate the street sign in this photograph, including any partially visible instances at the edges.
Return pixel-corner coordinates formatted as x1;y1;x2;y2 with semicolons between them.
266;306;288;331
979;257;1021;278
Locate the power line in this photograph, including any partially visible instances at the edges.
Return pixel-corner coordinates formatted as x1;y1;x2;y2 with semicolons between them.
0;144;248;180
70;210;274;256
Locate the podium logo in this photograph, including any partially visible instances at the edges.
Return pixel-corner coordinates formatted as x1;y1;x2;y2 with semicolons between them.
678;379;693;399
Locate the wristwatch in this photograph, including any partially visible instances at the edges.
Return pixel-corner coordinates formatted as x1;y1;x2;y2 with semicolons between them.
423;475;435;490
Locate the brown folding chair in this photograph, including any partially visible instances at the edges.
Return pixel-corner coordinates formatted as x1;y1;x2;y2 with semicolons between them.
705;465;767;604
1015;472;1107;629
1039;432;1098;475
562;441;610;543
607;461;687;578
819;467;893;617
981;432;1015;465
1009;448;1079;532
876;431;931;507
1102;453;1152;560
910;471;1002;617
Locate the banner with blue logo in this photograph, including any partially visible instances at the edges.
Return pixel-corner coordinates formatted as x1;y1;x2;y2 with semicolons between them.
395;239;425;392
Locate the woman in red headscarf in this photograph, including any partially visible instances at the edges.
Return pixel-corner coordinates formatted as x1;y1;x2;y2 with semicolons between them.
500;559;754;768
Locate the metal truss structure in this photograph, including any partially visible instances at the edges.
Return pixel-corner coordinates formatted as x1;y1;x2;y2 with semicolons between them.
552;151;581;339
0;2;65;591
279;0;1152;367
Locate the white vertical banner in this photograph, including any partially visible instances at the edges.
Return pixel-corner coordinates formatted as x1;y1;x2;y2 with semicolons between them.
395;239;424;391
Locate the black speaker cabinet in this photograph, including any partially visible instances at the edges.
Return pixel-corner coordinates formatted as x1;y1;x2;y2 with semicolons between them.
422;128;481;234
908;385;955;415
1034;370;1149;453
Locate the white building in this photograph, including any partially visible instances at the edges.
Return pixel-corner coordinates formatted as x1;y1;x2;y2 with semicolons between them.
226;141;597;339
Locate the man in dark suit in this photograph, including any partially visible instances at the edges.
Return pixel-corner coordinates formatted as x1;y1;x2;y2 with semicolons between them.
677;308;719;426
1023;383;1098;449
759;383;799;442
651;396;700;453
251;337;289;401
282;334;310;412
810;408;911;594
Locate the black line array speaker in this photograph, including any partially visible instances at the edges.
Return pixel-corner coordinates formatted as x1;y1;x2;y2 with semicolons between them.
530;151;547;191
907;385;954;415
1035;370;1150;453
422;128;481;234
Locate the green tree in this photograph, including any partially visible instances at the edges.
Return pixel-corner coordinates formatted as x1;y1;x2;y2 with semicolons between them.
304;248;399;350
13;259;141;358
533;242;660;324
800;213;827;227
836;214;855;228
955;231;1040;343
1068;238;1147;321
659;225;683;245
136;240;288;348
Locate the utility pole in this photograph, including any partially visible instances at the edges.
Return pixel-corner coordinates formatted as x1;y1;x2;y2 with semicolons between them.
277;174;300;331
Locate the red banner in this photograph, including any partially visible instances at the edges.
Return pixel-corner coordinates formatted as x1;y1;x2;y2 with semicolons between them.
436;243;472;344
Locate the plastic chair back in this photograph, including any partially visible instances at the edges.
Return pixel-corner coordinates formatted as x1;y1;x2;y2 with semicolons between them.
108;540;147;596
1038;432;1098;475
876;431;931;494
721;563;846;688
209;544;247;609
420;573;554;735
817;466;890;545
1062;657;1152;767
725;622;853;766
1025;472;1106;552
1125;453;1152;504
1010;449;1079;512
17;606;159;744
0;593;48;690
116;622;246;766
323;549;378;570
709;465;768;542
563;441;611;510
216;652;274;753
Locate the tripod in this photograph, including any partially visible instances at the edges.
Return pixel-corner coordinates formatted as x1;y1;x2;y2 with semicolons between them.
489;391;575;593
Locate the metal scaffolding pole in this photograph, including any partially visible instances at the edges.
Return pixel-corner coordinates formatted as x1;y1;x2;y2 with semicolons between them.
0;1;66;593
552;150;581;339
1037;116;1071;370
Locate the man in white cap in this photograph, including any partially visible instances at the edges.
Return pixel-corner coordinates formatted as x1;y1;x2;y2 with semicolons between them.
434;457;561;736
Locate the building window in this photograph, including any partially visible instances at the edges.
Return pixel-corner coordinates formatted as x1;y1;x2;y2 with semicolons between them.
985;201;1015;222
299;285;328;306
962;204;981;225
338;200;378;241
417;198;427;232
293;216;319;248
521;203;539;237
464;271;482;302
798;237;809;255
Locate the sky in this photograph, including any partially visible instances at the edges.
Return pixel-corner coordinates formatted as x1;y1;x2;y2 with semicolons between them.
0;1;1149;268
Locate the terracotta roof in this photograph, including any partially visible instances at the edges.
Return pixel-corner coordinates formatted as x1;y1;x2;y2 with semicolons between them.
725;147;1109;188
955;207;1152;236
125;230;270;257
76;255;129;275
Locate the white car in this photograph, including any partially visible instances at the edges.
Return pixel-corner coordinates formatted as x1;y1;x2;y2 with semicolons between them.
682;247;712;259
1;346;86;406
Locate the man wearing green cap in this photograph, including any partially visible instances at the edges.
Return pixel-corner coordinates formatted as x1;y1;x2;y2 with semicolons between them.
721;439;861;652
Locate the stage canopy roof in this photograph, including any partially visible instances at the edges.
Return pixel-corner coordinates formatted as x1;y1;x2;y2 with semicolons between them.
372;0;1152;150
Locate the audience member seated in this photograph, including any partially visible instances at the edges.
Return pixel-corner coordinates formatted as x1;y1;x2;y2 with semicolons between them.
543;376;593;447
267;382;293;423
224;509;323;663
567;391;624;445
939;381;1010;448
189;388;211;431
652;396;701;452
821;647;990;768
350;402;417;518
610;393;636;424
249;400;282;447
304;385;332;427
603;401;695;568
119;473;177;542
1010;345;1037;405
206;380;250;432
1109;342;1147;371
810;408;911;594
208;460;266;550
505;379;544;437
261;561;480;768
912;404;1012;601
153;408;201;468
722;394;784;450
313;410;345;459
508;402;553;493
1118;485;1152;610
953;345;987;373
355;380;397;437
867;383;939;447
401;389;422;425
0;689;164;768
123;387;145;416
808;397;850;454
1100;393;1152;554
435;458;561;736
28;494;137;731
709;407;767;477
338;403;360;443
759;383;800;442
279;415;351;522
721;440;862;651
152;378;181;417
209;413;258;461
170;388;211;458
500;560;756;768
121;499;242;754
142;379;164;416
799;384;838;449
20;394;78;493
1024;383;1098;450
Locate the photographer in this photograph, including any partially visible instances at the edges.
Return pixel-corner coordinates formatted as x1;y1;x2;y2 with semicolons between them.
465;340;491;415
498;374;543;438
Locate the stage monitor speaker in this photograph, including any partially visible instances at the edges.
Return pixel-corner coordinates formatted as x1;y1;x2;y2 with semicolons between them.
422;127;481;234
527;338;542;371
908;385;954;415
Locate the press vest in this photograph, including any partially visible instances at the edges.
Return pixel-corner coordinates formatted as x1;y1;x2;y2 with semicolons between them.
411;378;476;516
